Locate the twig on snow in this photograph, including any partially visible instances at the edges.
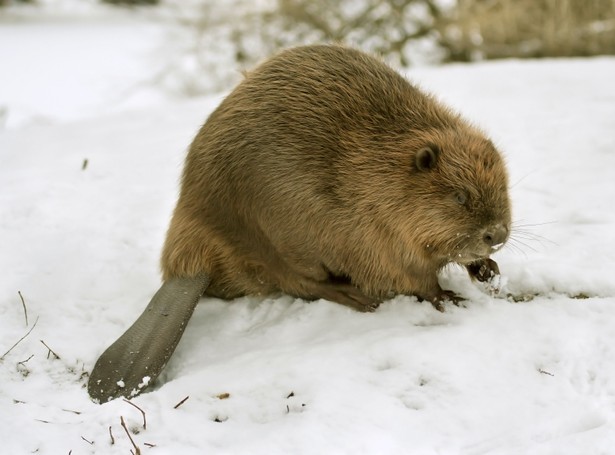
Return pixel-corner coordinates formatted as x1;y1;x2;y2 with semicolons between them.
0;316;39;361
109;426;115;445
120;416;141;455
123;399;147;430
81;436;94;445
173;396;189;409
17;354;34;366
40;340;61;359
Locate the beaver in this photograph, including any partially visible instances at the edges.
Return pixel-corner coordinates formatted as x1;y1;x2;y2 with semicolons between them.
88;44;511;403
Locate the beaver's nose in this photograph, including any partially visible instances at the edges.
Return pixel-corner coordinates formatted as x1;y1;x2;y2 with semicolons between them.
483;224;509;248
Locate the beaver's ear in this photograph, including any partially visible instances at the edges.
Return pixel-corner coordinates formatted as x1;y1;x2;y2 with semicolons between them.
415;146;439;171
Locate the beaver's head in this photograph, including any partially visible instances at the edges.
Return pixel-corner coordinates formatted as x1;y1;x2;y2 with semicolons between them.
391;127;511;266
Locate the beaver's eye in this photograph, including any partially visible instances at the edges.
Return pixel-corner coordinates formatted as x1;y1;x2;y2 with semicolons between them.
454;191;468;205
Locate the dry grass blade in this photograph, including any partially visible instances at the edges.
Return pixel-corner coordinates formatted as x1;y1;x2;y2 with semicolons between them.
40;340;61;360
120;416;141;455
0;316;39;361
123;399;147;430
17;354;34;366
18;291;28;326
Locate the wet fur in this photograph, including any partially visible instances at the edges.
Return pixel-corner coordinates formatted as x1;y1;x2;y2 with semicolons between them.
161;44;511;309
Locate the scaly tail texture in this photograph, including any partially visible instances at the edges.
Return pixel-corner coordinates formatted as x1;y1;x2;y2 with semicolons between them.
88;274;210;403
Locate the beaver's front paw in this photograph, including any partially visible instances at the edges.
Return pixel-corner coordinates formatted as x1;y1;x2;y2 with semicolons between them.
426;289;463;312
467;258;502;295
466;258;500;282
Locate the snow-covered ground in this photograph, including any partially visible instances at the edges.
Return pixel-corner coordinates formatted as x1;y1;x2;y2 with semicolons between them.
2;7;615;455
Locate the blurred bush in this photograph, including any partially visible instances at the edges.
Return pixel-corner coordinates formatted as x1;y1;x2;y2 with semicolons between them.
22;0;594;95
158;0;615;94
440;0;615;61
276;0;615;62
274;0;446;66
0;0;34;6
158;0;449;95
0;0;607;97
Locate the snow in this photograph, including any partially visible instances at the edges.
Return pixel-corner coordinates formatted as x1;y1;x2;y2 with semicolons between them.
0;6;169;129
2;7;615;455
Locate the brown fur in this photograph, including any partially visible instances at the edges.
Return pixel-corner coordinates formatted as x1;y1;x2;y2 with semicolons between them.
161;44;511;311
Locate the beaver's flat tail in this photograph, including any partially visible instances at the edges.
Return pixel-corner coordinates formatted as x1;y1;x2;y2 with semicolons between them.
88;274;210;403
